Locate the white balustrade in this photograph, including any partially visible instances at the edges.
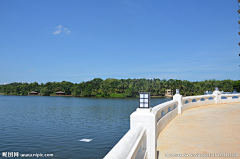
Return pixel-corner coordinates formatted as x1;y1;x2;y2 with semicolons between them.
104;89;240;159
220;94;240;103
104;124;147;159
152;100;178;136
182;94;216;112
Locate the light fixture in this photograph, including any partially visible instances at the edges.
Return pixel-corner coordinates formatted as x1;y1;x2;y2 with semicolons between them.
139;93;150;108
215;87;219;91
176;89;180;94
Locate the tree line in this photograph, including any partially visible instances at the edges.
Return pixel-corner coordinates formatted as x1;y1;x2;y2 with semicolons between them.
0;78;239;97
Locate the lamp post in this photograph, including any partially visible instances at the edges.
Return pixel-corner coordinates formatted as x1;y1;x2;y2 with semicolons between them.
132;92;156;159
139;92;150;108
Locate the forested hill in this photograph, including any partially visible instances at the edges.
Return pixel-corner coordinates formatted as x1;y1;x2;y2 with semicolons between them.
0;78;239;97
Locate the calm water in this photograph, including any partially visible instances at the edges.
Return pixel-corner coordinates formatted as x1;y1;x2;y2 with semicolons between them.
0;95;172;159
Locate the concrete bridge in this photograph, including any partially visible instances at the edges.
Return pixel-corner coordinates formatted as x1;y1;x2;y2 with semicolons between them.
104;88;240;159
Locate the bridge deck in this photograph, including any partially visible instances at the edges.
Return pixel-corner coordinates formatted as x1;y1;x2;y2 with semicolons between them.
157;103;240;159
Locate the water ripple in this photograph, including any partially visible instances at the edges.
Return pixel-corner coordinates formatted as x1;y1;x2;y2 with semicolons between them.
0;96;171;158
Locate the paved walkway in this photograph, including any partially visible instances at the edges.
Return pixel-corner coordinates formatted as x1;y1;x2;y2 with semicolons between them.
157;103;240;159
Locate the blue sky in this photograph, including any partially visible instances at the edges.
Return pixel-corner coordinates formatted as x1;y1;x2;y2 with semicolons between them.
0;0;239;84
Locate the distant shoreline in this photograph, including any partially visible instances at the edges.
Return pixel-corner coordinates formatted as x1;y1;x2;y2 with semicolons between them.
0;94;171;98
1;79;236;98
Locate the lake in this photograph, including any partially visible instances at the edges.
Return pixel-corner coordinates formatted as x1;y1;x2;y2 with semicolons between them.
0;95;172;159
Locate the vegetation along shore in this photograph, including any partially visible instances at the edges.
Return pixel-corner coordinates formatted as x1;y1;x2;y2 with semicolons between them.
0;78;240;98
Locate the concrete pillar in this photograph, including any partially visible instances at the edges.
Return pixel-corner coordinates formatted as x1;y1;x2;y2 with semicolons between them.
213;87;221;104
173;91;183;114
130;108;157;159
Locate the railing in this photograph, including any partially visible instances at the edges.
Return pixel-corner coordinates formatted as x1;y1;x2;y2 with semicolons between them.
181;94;216;112
104;124;147;159
152;100;178;137
104;89;240;159
220;93;240;102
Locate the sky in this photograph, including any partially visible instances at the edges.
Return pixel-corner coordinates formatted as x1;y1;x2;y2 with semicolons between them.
0;0;239;84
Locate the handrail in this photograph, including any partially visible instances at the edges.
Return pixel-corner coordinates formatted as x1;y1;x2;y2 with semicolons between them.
181;94;217;112
221;93;240;97
104;124;146;159
182;94;216;101
152;100;178;124
152;100;178;136
152;100;178;115
105;90;240;159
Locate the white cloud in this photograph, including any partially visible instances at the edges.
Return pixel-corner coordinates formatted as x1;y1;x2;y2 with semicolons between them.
66;30;71;34
53;30;61;35
29;70;35;72
53;25;71;35
53;25;62;34
0;82;9;85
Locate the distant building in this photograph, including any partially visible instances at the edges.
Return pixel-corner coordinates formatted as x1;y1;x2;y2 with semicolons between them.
29;91;38;95
55;91;65;95
165;89;173;97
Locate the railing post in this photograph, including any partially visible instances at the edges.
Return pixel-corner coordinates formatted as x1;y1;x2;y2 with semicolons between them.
130;108;157;159
213;87;221;104
173;89;182;114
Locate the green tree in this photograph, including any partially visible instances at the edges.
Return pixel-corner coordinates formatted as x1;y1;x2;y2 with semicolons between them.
124;88;133;97
40;87;50;96
233;80;240;92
